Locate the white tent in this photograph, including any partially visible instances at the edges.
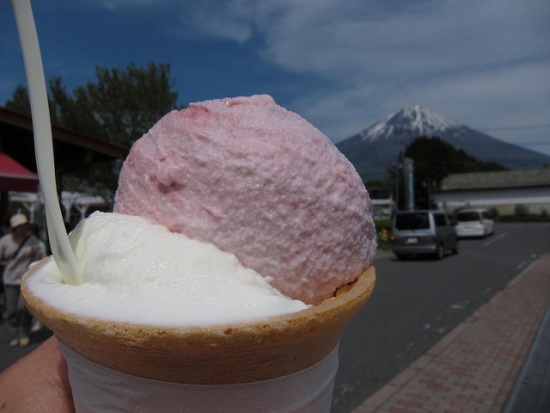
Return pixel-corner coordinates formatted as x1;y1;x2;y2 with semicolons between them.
9;191;106;223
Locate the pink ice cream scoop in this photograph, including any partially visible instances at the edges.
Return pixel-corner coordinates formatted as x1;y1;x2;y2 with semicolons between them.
114;95;376;304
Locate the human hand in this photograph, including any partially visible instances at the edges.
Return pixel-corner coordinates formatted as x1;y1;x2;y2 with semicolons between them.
0;337;74;412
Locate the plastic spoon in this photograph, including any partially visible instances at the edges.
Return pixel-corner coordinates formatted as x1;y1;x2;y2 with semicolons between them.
12;0;80;284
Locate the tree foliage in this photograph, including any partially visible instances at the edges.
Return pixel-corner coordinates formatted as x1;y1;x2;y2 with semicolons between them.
5;62;181;206
5;84;31;114
406;136;506;178
395;136;507;209
55;63;178;146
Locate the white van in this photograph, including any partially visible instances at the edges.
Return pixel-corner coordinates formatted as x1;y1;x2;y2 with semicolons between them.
455;209;495;238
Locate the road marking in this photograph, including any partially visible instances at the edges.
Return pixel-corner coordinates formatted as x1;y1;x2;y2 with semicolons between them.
483;233;506;247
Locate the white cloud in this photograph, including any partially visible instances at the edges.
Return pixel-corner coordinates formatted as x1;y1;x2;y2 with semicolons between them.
174;0;548;81
179;0;256;43
25;0;550;154
91;0;550;86
294;57;550;144
221;0;550;154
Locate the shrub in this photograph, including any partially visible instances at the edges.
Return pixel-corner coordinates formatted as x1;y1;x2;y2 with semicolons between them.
375;219;393;250
514;204;529;217
488;207;499;220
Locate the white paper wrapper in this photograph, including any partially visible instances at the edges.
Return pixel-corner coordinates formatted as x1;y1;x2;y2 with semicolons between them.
60;343;339;413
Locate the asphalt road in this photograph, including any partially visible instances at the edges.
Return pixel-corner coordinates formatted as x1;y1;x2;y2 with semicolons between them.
331;222;550;413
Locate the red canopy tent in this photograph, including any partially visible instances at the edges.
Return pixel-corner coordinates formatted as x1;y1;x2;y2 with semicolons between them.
0;153;39;193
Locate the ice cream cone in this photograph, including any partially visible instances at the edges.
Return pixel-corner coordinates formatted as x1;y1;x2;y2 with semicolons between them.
22;260;375;385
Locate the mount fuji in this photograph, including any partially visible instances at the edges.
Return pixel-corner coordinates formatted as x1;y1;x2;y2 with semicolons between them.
336;106;550;181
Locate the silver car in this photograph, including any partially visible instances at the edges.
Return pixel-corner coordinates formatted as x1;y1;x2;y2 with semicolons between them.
391;210;459;260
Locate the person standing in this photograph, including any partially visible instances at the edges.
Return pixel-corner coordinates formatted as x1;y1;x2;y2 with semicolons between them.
0;214;45;347
29;223;47;332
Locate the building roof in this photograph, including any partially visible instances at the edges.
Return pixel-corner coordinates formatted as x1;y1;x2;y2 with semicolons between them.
0;106;129;175
441;168;550;191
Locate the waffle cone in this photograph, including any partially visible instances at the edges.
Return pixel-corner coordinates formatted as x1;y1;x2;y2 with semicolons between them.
22;261;375;385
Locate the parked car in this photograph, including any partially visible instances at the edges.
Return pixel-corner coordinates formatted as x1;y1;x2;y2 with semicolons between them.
391;210;458;260
455;208;495;238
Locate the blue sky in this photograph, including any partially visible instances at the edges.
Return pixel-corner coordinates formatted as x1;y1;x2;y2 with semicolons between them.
2;0;550;155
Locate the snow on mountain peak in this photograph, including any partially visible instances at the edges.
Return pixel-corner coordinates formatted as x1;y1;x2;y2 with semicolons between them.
337;106;550;180
360;106;462;142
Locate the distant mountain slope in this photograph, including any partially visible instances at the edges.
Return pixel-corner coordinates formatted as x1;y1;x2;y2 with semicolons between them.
336;106;550;181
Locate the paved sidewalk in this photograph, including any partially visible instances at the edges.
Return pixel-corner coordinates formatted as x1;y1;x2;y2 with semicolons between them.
353;254;550;413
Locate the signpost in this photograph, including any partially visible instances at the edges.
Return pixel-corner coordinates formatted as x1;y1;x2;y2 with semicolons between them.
404;157;415;210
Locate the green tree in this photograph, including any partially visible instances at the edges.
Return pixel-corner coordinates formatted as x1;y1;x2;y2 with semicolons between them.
5;84;31;114
402;137;507;209
5;62;181;206
48;63;180;147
